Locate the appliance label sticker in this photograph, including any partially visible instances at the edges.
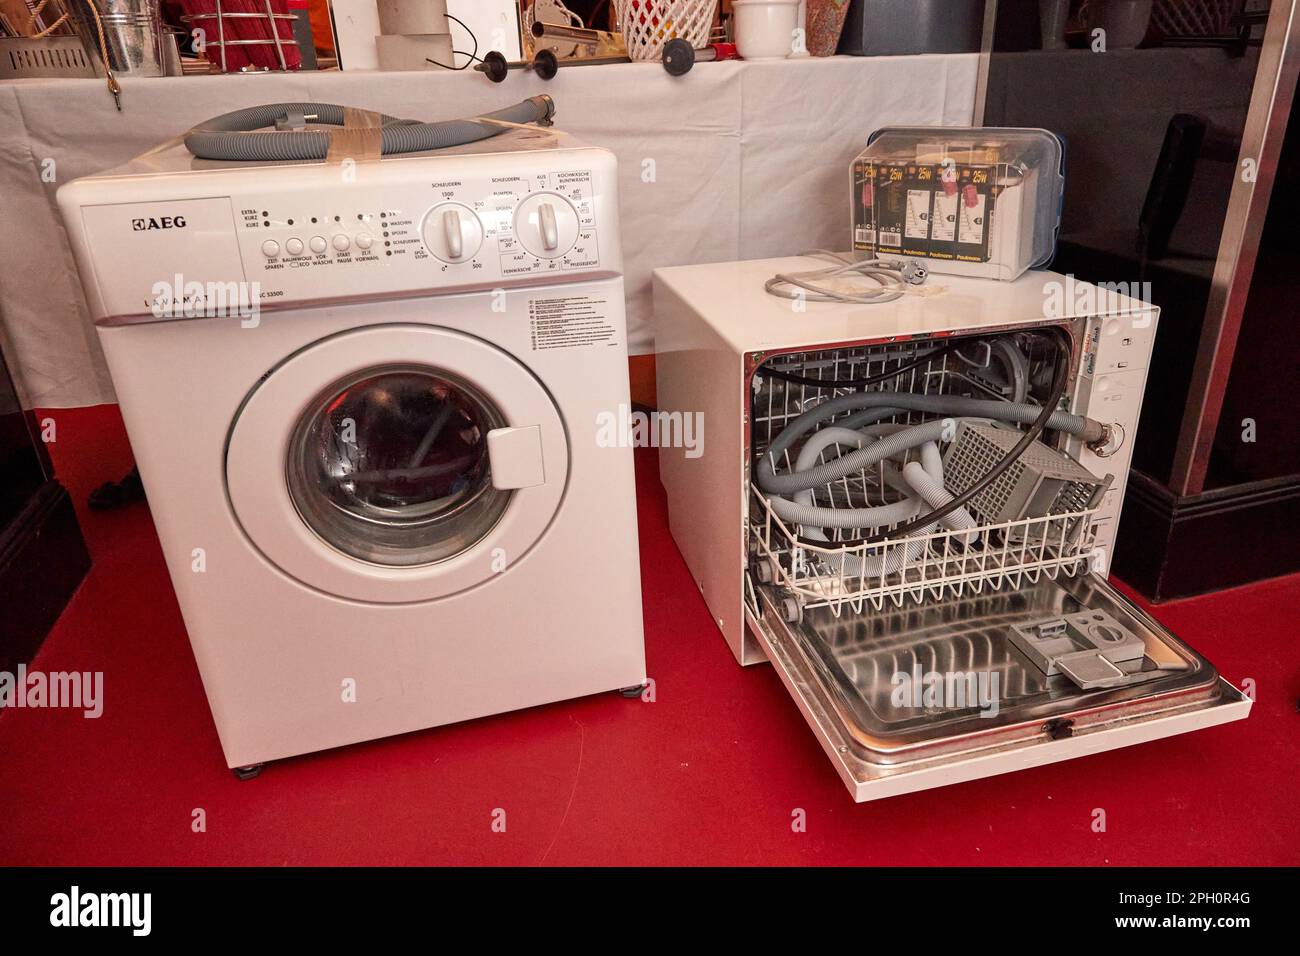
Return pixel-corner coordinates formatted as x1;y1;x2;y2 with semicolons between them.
528;296;618;350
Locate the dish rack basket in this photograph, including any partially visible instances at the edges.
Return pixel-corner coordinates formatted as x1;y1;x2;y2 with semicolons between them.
747;338;1106;622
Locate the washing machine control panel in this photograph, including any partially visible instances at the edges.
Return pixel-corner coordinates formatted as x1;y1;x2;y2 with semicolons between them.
236;162;609;298
63;144;622;322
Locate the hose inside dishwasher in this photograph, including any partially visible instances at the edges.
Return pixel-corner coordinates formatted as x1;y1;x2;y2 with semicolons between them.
777;424;978;531
858;328;1076;544
779;424;979;577
755;328;1096;549
756;395;1097;497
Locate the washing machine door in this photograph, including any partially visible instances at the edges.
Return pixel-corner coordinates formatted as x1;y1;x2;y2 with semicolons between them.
226;324;568;603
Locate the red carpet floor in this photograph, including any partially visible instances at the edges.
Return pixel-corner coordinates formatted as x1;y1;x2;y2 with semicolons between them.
2;403;1296;866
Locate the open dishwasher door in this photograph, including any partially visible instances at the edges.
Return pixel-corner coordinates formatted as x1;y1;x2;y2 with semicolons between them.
746;572;1250;802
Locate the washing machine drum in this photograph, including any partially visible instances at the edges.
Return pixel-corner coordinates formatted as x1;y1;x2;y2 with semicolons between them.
226;325;568;604
287;366;509;568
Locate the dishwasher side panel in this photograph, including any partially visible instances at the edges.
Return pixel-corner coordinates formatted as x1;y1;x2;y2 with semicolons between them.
651;271;758;665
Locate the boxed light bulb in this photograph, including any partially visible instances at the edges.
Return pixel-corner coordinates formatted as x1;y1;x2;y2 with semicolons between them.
851;127;1065;281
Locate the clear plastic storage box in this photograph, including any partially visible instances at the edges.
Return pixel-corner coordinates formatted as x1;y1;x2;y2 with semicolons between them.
851;127;1066;281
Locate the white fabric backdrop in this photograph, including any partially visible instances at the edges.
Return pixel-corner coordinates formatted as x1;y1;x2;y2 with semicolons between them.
0;55;976;408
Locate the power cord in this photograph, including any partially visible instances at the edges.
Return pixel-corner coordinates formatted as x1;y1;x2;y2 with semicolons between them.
426;13;483;70
855;326;1071;545
760;339;966;390
764;251;930;305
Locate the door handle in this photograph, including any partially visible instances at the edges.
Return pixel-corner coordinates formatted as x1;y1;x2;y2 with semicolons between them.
487;425;545;489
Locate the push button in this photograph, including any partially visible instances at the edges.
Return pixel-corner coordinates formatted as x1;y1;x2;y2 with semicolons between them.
332;234;351;252
261;239;280;258
309;236;327;254
355;233;374;251
285;237;304;256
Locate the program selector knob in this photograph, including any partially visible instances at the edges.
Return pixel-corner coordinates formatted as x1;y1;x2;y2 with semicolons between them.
421;202;484;263
513;192;580;259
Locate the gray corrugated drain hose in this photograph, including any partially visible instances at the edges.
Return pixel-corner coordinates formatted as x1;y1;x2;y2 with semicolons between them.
783;427;925;578
771;425;980;578
775;424;978;531
778;426;913;577
756;391;1103;496
184;96;556;161
777;427;921;530
900;461;979;542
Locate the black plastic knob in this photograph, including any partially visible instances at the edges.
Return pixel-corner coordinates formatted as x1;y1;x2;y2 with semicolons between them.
482;50;509;83
662;38;695;76
533;48;559;81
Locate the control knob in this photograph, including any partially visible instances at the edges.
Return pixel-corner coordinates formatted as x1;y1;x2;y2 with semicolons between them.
421;202;484;264
513;192;580;260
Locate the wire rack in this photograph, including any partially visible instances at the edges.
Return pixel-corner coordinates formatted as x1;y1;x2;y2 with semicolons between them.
748;338;1102;620
180;0;299;73
1151;0;1245;36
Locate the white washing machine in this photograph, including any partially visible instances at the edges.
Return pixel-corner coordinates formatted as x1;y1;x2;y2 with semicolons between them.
58;121;646;774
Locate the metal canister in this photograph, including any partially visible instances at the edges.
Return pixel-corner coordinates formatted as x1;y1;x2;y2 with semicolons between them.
65;0;165;77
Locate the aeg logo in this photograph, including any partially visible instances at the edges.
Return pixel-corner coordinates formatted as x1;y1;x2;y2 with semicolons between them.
131;216;187;231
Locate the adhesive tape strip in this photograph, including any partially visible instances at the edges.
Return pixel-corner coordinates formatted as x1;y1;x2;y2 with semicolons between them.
325;107;383;165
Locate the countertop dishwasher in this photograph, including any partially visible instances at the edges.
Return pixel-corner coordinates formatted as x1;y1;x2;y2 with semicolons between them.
651;256;1250;802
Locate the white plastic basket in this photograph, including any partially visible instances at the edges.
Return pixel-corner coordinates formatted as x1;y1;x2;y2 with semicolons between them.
614;0;716;61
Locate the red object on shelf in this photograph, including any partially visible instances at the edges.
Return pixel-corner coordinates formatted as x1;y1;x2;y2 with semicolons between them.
228;0;264;69
269;0;303;70
179;0;301;72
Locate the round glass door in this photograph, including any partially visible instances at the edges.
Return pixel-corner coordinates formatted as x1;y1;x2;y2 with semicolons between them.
286;365;512;567
226;323;568;604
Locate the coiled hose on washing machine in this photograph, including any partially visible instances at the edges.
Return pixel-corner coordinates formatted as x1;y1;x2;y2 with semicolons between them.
183;96;556;162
